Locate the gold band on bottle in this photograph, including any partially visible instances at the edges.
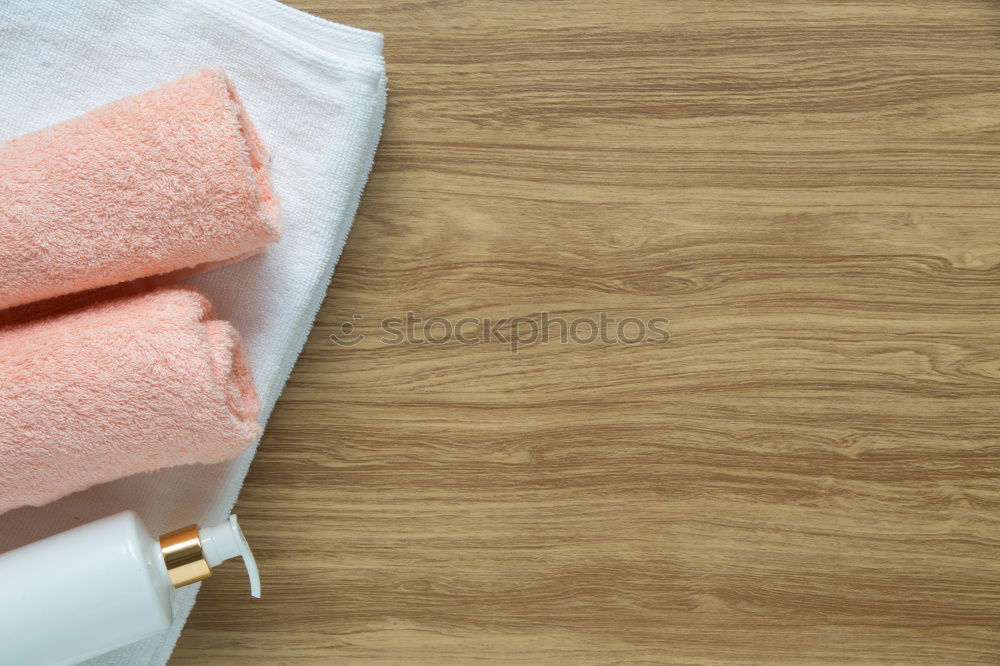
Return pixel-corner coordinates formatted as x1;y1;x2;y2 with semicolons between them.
159;524;212;588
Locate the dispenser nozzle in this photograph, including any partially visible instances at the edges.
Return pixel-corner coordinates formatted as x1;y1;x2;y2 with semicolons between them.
198;514;261;598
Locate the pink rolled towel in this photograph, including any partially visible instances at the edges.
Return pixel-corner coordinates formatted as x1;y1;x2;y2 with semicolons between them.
0;287;260;515
0;67;279;311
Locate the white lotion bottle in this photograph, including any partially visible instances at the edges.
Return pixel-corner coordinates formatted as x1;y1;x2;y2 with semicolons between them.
0;510;260;666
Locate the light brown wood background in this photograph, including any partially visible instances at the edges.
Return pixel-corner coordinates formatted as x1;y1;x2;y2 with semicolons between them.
172;1;1000;663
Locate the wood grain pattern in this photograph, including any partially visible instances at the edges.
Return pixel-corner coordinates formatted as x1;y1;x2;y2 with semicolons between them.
172;1;1000;663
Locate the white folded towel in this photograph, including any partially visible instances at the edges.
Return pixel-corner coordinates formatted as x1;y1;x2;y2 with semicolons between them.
0;0;386;664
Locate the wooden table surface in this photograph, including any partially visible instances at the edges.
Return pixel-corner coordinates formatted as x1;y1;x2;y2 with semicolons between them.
172;1;1000;663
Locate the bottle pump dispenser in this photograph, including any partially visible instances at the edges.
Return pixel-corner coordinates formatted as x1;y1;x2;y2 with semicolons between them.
0;510;259;665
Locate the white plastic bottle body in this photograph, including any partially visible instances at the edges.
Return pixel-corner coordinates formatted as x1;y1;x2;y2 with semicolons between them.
0;511;173;666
